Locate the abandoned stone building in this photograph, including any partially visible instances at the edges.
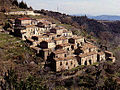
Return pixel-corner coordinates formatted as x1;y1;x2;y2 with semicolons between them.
14;17;56;40
14;17;116;72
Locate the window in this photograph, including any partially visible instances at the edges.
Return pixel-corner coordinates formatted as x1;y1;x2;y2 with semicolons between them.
89;48;91;52
67;48;69;51
66;62;68;65
71;61;73;65
64;54;67;57
33;31;35;34
74;65;76;67
60;62;62;66
71;45;74;50
77;43;79;47
52;37;54;40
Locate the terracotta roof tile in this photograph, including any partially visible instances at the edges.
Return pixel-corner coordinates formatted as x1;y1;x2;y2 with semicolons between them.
54;56;75;61
17;17;31;20
53;49;66;54
54;37;67;41
79;51;97;57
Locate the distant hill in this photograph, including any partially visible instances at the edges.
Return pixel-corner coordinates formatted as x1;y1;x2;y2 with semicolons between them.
88;15;120;21
0;0;30;12
0;0;15;11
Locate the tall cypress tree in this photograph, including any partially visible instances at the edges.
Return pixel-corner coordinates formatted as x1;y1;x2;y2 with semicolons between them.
12;0;19;6
19;1;28;9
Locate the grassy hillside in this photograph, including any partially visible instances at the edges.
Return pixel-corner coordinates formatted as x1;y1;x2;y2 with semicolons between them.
0;32;43;80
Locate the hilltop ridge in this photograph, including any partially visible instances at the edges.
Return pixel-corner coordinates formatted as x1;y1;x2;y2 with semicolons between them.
0;0;15;11
88;15;120;21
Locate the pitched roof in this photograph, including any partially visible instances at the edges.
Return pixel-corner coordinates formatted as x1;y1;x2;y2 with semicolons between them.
81;43;97;50
17;17;31;20
31;46;41;51
79;51;97;58
25;25;37;28
54;36;67;41
53;49;66;54
59;43;70;47
72;36;83;39
54;56;75;61
52;26;65;30
97;51;105;55
105;51;113;55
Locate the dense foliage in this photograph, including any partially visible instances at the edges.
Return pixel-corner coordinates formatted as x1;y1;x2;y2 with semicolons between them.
18;1;28;9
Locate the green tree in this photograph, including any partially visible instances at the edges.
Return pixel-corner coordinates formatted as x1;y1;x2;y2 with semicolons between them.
12;0;19;6
19;1;28;9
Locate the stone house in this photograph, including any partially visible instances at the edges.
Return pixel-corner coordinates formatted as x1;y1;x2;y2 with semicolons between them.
54;36;68;45
34;35;51;42
62;30;73;37
15;17;32;26
37;20;56;31
56;43;71;51
31;46;41;54
26;38;40;47
77;51;98;65
105;51;115;62
42;33;57;40
68;36;85;47
97;51;105;62
39;40;56;49
14;25;39;40
50;27;66;35
47;48;78;71
52;49;67;59
50;56;78;72
80;43;98;54
39;49;50;60
31;19;38;25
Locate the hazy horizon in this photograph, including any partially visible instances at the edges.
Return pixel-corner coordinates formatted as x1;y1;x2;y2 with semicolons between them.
18;0;120;16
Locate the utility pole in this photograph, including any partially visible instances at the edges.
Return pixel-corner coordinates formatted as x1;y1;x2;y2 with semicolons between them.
57;5;59;12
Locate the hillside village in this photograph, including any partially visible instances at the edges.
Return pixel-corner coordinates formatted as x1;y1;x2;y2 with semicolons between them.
3;10;115;72
0;0;120;89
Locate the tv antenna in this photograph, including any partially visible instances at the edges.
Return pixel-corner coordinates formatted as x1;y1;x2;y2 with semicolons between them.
57;5;59;12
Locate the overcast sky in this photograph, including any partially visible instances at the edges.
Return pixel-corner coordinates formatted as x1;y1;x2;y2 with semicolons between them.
18;0;120;16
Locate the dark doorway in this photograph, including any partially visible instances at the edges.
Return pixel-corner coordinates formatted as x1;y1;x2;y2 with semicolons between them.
77;43;79;47
89;60;92;65
97;54;100;62
84;61;87;65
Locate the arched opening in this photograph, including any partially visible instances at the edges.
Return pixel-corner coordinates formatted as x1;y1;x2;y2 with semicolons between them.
64;54;67;57
67;48;69;51
84;61;87;65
